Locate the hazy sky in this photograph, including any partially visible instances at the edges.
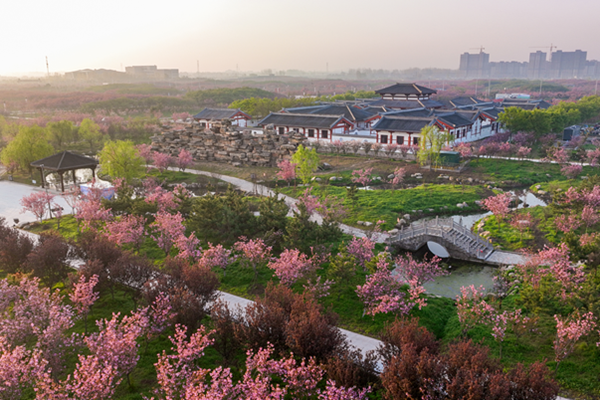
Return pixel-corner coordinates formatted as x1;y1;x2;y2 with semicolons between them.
2;0;599;75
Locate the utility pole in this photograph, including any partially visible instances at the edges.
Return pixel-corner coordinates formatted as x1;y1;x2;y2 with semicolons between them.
45;56;50;77
595;79;598;96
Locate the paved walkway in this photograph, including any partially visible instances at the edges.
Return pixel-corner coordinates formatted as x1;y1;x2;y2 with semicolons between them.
0;180;72;225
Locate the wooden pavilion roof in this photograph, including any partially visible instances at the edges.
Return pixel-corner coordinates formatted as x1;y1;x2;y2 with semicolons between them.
30;151;98;172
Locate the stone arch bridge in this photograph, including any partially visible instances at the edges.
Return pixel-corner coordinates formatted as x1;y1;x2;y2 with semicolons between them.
387;217;498;264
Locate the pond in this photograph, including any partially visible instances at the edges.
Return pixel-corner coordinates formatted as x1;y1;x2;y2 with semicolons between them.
423;263;496;299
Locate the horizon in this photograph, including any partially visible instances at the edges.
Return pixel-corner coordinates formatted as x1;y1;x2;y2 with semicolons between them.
2;0;599;77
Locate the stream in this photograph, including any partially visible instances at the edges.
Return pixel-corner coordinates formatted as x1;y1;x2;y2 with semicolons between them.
417;190;547;298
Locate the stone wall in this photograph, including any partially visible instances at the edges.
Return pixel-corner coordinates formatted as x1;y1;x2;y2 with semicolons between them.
151;121;307;167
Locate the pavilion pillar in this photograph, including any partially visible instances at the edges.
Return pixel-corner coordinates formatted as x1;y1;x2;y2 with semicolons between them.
72;170;77;187
39;168;44;188
60;172;65;192
91;167;96;181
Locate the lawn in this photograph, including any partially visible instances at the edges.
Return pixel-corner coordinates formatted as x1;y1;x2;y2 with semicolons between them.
469;158;598;186
279;183;493;230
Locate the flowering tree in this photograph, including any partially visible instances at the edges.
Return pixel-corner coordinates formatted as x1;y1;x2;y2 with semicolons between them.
555;214;582;233
561;164;583;179
198;242;235;276
233;237;272;278
296;187;322;216
0;277;75;375
0;338;47;399
145;185;180;212
173;232;203;262
176;149;193;172
75;183;113;231
152;326;370;400
153;151;172;173
516;146;532;159
268;248;315;286
554;311;596;369
351;167;373;187
581;205;600;229
85;311;147;383
456;285;529;358
482;192;512;221
136;143;153;164
454;142;473;158
276;159;297;186
390;166;405;188
20;191;55;222
62;186;81;215
355;255;443;317
522;243;586;300
70;274;100;334
385;143;399;158
35;354;121;400
346;236;375;270
103;214;146;248
149;211;186;255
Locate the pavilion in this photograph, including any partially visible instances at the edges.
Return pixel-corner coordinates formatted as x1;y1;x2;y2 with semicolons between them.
30;151;99;192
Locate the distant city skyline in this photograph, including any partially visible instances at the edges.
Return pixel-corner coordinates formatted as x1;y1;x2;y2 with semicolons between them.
2;0;599;76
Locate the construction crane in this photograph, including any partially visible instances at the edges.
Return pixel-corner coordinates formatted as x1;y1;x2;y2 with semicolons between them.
530;44;557;61
469;46;485;54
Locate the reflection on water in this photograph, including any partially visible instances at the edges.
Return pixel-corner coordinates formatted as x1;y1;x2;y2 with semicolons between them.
423;264;496;299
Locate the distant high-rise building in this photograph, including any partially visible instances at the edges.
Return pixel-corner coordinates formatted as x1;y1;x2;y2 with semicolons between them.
548;50;587;79
528;51;547;79
125;65;179;80
459;52;490;78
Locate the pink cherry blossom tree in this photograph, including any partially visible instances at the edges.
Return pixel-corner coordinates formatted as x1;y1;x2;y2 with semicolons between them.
561;164;583;179
276;159;297;186
103;214;146;248
176;149;193;172
482;192;512;222
85;311;147;384
346;236;375;270
296;187;322;216
197;242;235;276
351;167;373;187
153;151;172;173
20;191;55;222
35;354;121;400
554;311;596;370
516;146;532;159
149;211;186;255
554;214;581;233
233;237;272;279
581;205;599;230
268;248;315;286
522;243;586;300
70;274;100;334
136;144;153;165
390;166;405;188
174;232;202;262
145;185;180;212
0;338;47;399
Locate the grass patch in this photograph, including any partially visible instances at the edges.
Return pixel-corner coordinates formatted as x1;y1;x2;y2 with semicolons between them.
279;183;491;230
469;158;598;186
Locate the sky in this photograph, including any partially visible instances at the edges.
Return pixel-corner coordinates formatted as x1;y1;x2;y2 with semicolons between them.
2;0;599;76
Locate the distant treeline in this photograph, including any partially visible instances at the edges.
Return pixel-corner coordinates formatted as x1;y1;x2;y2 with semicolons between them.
80;87;279;115
499;95;600;135
229;90;377;118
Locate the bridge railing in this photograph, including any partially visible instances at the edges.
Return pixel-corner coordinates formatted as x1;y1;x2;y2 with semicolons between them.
389;216;494;259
